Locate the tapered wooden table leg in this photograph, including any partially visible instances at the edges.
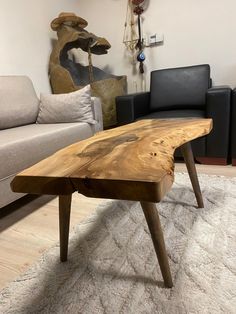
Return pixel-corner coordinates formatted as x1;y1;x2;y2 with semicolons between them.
180;142;204;208
140;201;173;288
59;194;72;262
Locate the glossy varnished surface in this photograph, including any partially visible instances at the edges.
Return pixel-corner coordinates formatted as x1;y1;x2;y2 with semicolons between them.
11;119;212;202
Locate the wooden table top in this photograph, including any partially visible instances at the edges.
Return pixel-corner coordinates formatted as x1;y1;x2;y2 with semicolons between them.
11;119;212;202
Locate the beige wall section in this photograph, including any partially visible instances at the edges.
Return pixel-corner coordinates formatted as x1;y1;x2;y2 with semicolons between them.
78;0;236;92
0;0;79;94
1;0;236;94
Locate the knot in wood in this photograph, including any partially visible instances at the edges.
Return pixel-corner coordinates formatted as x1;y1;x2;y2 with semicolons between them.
150;152;157;157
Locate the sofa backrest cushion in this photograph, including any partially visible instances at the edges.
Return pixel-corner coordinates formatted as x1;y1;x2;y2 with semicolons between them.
150;64;210;111
0;76;39;129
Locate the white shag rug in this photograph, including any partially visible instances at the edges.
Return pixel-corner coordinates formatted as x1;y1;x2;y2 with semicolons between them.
0;173;235;314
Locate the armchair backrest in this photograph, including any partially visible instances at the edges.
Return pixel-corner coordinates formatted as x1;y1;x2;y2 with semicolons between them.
150;64;210;111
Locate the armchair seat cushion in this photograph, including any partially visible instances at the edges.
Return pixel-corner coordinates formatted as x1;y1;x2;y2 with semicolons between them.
138;109;205;120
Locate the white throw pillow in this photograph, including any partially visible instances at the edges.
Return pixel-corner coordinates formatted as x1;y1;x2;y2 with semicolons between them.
36;85;96;124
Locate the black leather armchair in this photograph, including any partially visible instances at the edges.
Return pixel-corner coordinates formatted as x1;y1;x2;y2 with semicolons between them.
116;64;231;165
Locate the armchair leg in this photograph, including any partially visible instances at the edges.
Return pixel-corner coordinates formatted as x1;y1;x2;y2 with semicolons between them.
232;159;236;166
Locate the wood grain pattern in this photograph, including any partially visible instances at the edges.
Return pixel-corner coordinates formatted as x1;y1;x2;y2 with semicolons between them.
11;119;212;202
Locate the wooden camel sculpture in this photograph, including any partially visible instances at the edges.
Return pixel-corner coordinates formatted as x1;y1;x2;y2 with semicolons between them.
49;12;127;128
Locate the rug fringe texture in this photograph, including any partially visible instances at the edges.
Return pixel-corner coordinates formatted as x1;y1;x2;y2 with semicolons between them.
0;173;235;313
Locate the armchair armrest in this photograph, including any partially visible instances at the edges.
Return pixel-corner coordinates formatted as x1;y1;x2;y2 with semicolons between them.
206;86;231;158
116;92;150;125
91;97;103;132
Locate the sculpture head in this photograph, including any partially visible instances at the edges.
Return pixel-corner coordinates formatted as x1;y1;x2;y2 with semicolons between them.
51;12;88;30
51;12;111;55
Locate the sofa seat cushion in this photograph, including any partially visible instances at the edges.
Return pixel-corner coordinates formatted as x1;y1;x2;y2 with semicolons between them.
0;76;39;129
0;123;94;180
0;175;25;208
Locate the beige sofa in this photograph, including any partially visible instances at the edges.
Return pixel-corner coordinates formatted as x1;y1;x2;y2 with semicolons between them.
0;76;103;208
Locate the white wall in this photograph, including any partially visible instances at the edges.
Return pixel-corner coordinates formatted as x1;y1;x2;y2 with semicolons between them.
78;0;236;92
1;0;236;94
0;0;80;94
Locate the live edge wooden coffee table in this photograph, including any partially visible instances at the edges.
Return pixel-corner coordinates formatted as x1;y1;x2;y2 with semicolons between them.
11;118;212;288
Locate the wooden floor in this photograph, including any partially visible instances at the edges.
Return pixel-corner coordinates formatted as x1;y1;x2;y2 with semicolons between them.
0;163;236;290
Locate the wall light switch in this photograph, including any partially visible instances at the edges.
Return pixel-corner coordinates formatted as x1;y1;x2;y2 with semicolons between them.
149;33;164;45
149;34;157;45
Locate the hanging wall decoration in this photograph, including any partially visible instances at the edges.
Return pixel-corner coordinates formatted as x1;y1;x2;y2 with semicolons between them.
123;0;138;63
132;0;146;74
123;0;147;74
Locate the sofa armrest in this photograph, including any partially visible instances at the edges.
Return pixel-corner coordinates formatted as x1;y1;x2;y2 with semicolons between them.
91;97;103;132
116;92;150;125
206;86;231;158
